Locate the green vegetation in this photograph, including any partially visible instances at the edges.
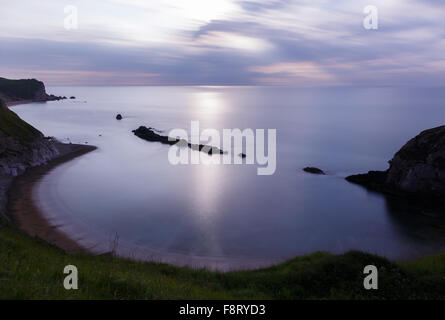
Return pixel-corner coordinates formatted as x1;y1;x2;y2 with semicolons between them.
1;215;445;299
0;77;44;102
0;99;42;143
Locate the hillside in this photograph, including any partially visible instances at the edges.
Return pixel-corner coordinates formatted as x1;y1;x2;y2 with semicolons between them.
0;77;65;104
0;99;42;142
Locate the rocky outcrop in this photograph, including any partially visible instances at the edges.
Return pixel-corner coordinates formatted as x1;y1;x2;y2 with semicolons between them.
303;167;325;175
133;126;228;155
0;77;67;104
0;132;59;177
346;125;445;204
385;126;445;196
0;99;60;218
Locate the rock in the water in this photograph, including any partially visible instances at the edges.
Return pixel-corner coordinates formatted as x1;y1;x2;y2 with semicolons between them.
346;125;445;199
116;114;123;120
70;96;76;99
303;167;325;175
132;126;227;155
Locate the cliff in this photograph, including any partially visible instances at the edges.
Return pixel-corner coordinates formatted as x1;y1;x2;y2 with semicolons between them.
0;77;66;104
0;99;60;218
385;126;445;196
346;125;445;209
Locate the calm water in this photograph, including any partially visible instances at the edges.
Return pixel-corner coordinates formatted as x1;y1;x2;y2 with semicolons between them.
14;86;445;270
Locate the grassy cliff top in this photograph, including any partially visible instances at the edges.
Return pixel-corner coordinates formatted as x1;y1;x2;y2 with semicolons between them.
0;77;45;101
0;99;42;143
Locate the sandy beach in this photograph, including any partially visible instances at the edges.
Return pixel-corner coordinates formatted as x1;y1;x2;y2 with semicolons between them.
7;142;97;254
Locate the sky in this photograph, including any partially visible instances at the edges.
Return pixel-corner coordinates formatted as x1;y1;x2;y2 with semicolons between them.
1;0;445;86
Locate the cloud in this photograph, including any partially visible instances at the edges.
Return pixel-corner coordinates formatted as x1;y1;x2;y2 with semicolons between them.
194;31;273;53
1;0;445;85
249;62;334;84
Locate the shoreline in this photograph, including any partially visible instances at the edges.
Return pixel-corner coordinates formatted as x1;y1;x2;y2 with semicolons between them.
6;98;68;108
5;101;277;270
6;140;279;270
5;100;35;107
4;101;445;271
5;141;266;270
7;143;97;254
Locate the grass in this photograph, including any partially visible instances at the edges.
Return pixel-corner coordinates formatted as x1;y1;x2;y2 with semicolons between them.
1;215;445;300
0;99;42;143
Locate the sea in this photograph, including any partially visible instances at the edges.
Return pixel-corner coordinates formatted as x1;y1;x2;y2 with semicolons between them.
13;86;445;270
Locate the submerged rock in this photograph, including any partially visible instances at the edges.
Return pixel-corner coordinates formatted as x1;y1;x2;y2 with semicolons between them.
116;114;123;120
303;167;325;175
346;125;445;202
